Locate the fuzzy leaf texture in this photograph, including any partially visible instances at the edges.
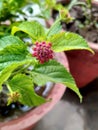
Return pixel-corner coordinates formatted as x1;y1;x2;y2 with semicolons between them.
9;74;46;106
32;60;82;101
0;35;28;71
12;21;46;42
49;32;94;53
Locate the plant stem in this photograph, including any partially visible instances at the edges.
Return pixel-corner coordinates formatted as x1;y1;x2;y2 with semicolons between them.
6;83;13;93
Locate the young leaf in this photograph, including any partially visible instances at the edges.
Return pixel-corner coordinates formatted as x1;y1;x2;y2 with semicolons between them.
47;19;62;37
32;60;82;101
12;21;45;41
49;32;94;53
9;74;46;106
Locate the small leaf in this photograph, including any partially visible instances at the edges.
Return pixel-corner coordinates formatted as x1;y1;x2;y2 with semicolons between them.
32;60;82;101
9;74;46;106
49;32;94;53
47;19;62;37
12;21;45;41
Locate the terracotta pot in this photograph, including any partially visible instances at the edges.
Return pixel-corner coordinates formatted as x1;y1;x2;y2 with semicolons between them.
0;52;69;130
65;42;98;88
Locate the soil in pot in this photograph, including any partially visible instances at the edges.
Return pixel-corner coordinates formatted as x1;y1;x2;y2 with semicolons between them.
0;82;53;122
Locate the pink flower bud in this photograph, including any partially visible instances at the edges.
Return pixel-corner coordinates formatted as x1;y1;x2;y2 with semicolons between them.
32;41;54;64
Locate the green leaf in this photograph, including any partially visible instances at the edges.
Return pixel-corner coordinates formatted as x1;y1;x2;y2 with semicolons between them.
0;36;28;71
11;21;46;41
45;0;56;7
9;74;46;106
0;53;29;71
32;60;82;101
47;19;62;37
0;35;26;52
0;35;36;91
32;0;40;4
0;61;31;91
49;32;94;53
0;64;19;90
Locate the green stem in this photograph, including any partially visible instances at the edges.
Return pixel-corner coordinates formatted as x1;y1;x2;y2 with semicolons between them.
6;83;13;93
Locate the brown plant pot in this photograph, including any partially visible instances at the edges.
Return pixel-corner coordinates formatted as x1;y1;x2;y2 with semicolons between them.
65;42;98;88
0;52;69;130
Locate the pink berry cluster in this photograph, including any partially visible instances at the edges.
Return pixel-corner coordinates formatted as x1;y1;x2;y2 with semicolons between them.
32;41;53;64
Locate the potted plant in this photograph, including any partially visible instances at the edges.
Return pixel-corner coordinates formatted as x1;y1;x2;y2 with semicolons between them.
0;14;93;129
